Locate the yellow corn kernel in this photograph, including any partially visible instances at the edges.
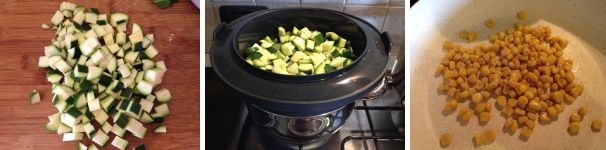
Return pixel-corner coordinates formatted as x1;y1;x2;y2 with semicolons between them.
485;19;496;28
539;112;550;122
507;98;517;108
518;11;526;20
527;112;537;121
448;87;457;97
482;129;496;142
490;35;498;42
474;133;483;145
468;31;477;42
472;93;483;103
559;39;569;48
578;107;588;116
502;106;514;117
496;96;507;107
462;111;473;120
510;122;519;131
480;112;491;122
475;103;486;113
460;30;469;39
552;91;564;103
485;103;492;112
520;126;532;138
518;96;529;108
570;113;581;122
438;83;447;92
570;88;581;97
459;106;469;117
460;90;469;98
444;40;454;49
450;100;458;109
574;83;585;93
505;117;514;127
593;119;603;130
441;133;451;145
436;64;445;73
564;94;575;102
482;91;491;99
518;116;528;124
528;100;541;110
499;32;505;41
444;102;452;110
525;120;535;129
514;107;526;116
569;122;581;132
547;106;558;117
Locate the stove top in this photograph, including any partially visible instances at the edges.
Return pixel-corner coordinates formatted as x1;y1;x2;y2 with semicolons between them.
226;72;405;150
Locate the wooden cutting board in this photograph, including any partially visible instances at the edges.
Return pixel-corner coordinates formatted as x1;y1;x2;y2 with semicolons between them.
0;0;200;149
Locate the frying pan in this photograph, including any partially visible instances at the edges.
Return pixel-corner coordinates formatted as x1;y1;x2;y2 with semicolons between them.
410;0;606;149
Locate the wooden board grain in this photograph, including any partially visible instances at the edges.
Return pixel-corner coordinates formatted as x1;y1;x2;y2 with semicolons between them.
0;0;200;149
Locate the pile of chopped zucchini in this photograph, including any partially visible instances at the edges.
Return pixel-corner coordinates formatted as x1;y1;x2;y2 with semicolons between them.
37;2;173;149
244;26;356;75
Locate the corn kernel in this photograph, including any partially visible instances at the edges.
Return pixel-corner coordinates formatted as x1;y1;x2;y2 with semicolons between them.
526;120;535;129
514;107;526;116
510;122;518;131
485;103;492;112
507;98;517;108
474;133;482;145
518;116;528;124
480;112;491;122
496;96;507;107
570;113;581;122
539;112;550;121
578;107;588;116
521;126;532;137
459;106;468;117
444;41;454;49
569;122;581;132
482;129;496;142
472;93;483;103
547;106;558;117
441;133;451;145
527;112;537;121
528;100;540;110
502;106;514;117
462;111;473;120
593;119;603;130
518;96;529;108
518;11;526;20
468;31;477;42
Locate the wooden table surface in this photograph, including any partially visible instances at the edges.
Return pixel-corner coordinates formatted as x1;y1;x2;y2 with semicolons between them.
0;0;200;149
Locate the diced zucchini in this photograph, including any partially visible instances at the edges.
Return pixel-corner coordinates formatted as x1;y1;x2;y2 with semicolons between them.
30;91;41;105
111;136;129;150
92;129;110;147
154;125;166;133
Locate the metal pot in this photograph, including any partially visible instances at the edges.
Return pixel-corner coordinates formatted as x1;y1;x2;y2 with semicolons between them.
247;102;354;148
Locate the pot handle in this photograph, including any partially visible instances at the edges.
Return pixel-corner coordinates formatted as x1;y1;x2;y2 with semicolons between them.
379;32;393;55
213;22;228;40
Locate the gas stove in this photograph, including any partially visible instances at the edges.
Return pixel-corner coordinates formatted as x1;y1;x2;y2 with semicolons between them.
224;56;405;150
